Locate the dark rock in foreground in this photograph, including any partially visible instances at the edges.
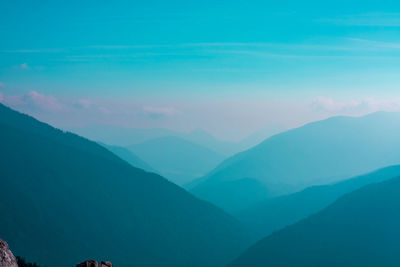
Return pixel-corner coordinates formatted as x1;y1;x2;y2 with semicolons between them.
0;239;17;267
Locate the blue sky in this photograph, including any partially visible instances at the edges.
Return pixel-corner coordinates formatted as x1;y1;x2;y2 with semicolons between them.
1;0;400;140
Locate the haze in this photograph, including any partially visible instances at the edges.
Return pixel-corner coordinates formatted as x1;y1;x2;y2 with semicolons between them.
1;1;400;141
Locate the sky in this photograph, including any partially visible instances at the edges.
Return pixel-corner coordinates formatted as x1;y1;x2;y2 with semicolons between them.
1;0;400;140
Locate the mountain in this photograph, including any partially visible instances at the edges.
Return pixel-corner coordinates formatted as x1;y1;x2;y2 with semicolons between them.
0;103;247;267
188;178;270;213
237;165;400;241
191;112;400;212
230;176;400;267
128;136;225;185
69;125;285;157
176;128;242;156
237;125;287;150
185;127;286;156
70;125;240;156
102;144;156;173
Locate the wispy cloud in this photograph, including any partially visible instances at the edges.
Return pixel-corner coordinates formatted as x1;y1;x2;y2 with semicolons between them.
312;97;400;113
26;91;64;111
1;91;67;112
1;49;64;53
318;12;400;27
75;99;92;109
0;91;179;122
143;106;178;119
312;97;361;112
7;38;400;65
14;63;31;70
346;38;400;50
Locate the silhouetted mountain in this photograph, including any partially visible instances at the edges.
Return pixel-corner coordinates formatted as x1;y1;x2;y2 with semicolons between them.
128;136;225;185
237;165;400;241
185;127;285;156
188;178;269;213
191;112;400;211
230;176;400;266
0;103;246;267
237;125;287;150
69;125;285;157
102;144;157;173
70;125;239;156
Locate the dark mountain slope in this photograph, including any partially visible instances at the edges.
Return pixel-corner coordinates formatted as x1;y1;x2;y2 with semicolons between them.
0;104;246;267
237;165;400;241
231;176;400;267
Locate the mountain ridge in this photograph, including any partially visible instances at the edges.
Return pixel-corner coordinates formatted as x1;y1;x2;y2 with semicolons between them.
230;175;400;266
236;165;400;242
0;103;247;267
191;111;400;211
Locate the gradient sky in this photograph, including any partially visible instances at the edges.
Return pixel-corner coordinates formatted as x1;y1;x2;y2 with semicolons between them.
1;0;400;140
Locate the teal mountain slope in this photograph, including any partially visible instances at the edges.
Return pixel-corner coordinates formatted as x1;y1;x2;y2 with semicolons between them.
237;165;400;242
128;136;225;185
0;103;246;267
191;112;400;211
102;144;157;173
230;175;400;267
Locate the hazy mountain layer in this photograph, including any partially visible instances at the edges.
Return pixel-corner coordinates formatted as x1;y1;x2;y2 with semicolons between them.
70;125;285;157
192;112;400;211
0;104;247;267
103;144;157;173
237;165;400;242
230;175;400;266
128;136;225;185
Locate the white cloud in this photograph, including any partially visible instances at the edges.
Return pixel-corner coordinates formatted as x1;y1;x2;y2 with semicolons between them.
143;106;178;119
311;97;360;112
75;99;92;109
0;92;3;102
2;90;64;112
312;97;400;113
25;91;64;111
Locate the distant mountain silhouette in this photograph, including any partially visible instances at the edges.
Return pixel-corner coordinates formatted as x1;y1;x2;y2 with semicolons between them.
237;165;400;242
230;175;400;266
237;125;287;150
128;136;225;185
69;125;285;157
102;144;157;173
188;178;269;213
191;112;400;212
70;125;239;155
0;103;247;267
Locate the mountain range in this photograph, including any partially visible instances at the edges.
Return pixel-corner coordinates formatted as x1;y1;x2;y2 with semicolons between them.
191;112;400;212
69;124;285;157
0;103;247;267
127;136;226;185
102;144;156;173
231;175;400;266
236;165;400;242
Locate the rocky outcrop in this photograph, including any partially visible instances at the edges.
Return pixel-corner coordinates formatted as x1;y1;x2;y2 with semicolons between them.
76;260;113;267
0;239;17;267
